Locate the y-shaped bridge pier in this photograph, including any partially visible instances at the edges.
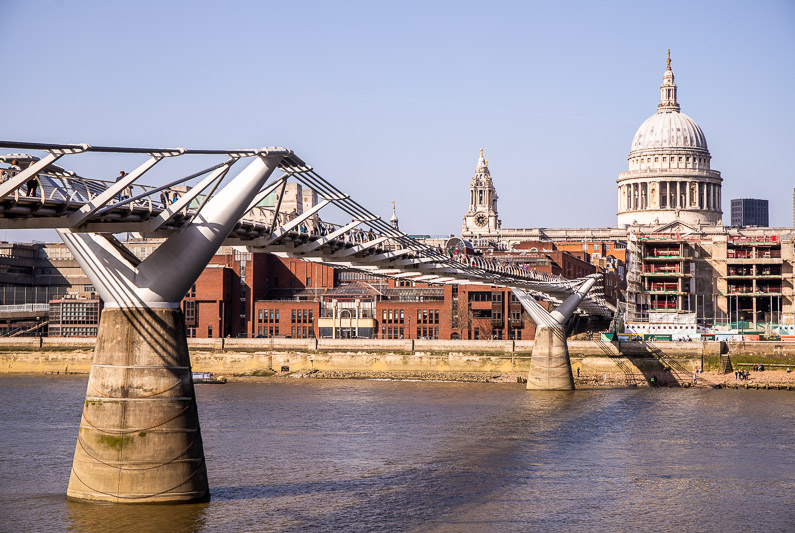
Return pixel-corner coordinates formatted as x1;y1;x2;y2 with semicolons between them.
56;151;287;502
512;278;596;390
0;140;611;503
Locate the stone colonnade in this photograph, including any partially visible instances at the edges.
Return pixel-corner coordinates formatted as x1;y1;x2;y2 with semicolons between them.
620;179;720;212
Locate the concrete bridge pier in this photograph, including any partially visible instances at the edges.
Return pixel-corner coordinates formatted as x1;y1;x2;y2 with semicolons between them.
512;277;597;391
60;150;286;503
66;306;209;503
525;325;574;390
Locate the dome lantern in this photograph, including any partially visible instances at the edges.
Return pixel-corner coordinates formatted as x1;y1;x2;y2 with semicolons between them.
658;50;680;113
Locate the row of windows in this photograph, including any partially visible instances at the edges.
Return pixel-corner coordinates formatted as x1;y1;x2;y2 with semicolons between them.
633;155;707;166
59;303;98;313
257;326;281;337
382;309;404;324
472;328;523;340
258;309;280;322
55;327;98;337
417;327;439;339
469;291;503;302
417;309;439;324
292;309;313;323
383;326;404;339
292;326;314;338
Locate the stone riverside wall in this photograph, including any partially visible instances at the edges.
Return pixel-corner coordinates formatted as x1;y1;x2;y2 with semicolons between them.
1;337;795;375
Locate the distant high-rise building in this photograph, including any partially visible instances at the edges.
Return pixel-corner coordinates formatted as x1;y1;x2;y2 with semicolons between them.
730;198;769;227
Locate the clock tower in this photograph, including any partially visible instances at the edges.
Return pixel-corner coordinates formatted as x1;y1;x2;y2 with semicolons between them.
462;149;501;238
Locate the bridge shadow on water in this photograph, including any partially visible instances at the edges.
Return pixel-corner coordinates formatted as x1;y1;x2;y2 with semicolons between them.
210;466;492;531
206;391;637;532
62;388;658;533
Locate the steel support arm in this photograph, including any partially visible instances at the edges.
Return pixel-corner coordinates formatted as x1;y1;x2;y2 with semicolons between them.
68;155;165;227
331;236;390;257
511;277;596;328
360;248;415;263
549;277;597;325
259;199;331;245
292;220;361;254
146;161;235;231
245;176;287;213
0;153;63;199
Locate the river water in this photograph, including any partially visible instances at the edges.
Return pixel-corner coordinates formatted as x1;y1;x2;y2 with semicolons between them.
1;375;793;533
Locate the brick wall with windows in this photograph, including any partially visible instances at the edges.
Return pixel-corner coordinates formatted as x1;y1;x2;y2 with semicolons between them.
254;300;320;338
182;265;234;338
375;301;444;339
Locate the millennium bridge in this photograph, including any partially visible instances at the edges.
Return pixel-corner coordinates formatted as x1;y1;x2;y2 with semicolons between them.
1;140;614;503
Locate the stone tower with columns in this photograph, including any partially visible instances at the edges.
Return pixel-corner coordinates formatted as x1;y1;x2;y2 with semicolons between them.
462;149;501;237
390;201;399;230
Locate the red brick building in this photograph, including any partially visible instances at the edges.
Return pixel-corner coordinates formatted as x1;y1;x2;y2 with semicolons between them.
178;249;609;341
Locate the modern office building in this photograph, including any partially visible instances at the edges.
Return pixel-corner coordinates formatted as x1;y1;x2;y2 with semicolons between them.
731;198;769;227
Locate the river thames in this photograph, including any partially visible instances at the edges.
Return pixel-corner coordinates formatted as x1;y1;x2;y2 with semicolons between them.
1;375;793;532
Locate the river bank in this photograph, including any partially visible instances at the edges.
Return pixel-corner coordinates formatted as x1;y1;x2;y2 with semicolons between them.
2;337;795;389
9;367;795;390
264;368;795;389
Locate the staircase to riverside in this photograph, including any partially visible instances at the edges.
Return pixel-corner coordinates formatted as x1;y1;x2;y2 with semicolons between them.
719;354;733;374
643;342;715;387
592;339;639;386
9;320;48;337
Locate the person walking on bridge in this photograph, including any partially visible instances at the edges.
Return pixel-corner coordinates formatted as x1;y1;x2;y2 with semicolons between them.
115;171;128;202
26;175;39;197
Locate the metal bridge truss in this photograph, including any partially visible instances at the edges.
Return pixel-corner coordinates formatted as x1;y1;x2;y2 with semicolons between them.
0;141;613;317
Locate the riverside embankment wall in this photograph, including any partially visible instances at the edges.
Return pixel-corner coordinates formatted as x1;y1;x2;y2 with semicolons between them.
2;337;795;375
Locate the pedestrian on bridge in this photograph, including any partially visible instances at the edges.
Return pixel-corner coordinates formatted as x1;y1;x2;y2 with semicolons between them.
26;176;39;197
115;171;128;202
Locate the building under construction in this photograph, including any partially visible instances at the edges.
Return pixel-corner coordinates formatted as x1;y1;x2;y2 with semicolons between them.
625;227;795;335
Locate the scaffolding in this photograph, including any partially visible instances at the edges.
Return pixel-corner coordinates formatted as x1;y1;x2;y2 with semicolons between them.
624;231;645;322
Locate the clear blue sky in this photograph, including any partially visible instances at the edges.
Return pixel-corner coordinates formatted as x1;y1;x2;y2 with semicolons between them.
2;0;794;240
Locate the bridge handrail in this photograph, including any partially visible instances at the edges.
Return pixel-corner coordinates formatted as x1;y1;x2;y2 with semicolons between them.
0;303;50;313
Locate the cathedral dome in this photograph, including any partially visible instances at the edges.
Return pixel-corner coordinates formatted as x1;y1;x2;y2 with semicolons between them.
616;52;723;229
630;110;707;153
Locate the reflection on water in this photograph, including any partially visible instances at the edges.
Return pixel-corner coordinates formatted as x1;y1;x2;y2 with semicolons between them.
65;501;209;533
1;376;794;532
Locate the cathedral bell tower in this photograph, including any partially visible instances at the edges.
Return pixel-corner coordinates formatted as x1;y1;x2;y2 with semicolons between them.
462;148;501;237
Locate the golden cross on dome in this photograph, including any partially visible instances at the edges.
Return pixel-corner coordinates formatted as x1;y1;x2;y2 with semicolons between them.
480;148;483;158
667;49;671;69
